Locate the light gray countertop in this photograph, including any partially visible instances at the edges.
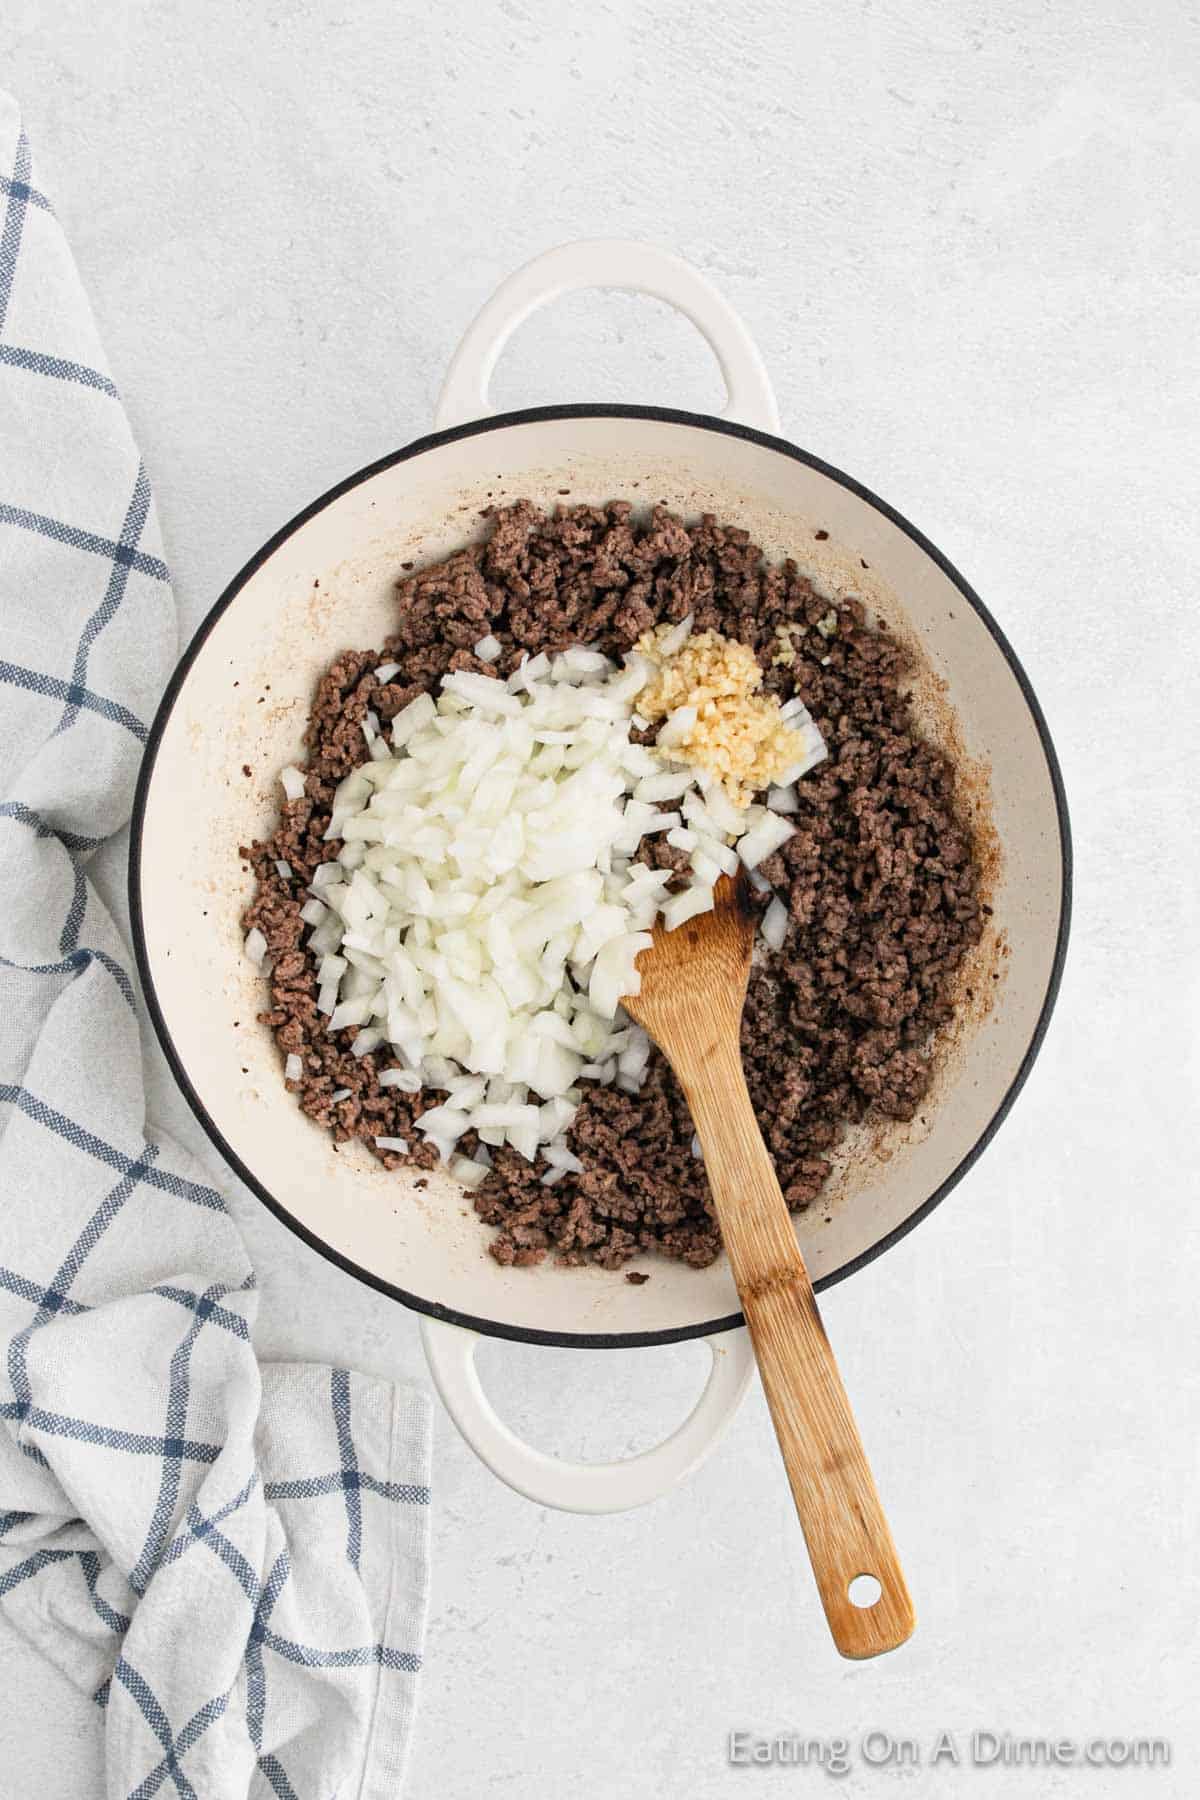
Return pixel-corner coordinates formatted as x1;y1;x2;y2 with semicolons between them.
5;2;1198;1795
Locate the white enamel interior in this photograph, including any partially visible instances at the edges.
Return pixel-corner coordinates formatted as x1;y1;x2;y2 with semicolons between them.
135;413;1065;1342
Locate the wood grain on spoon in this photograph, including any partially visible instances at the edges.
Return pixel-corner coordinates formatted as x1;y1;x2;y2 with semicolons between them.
623;871;914;1660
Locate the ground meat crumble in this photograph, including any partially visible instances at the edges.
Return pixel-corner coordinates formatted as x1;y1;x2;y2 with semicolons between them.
242;502;982;1271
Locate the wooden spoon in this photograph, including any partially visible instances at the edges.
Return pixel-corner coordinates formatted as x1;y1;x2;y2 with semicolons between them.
623;871;915;1659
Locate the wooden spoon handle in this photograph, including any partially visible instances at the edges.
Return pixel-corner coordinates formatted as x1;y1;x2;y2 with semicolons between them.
683;1037;915;1659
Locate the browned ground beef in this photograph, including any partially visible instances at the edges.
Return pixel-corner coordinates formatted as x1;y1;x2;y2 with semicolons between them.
242;502;982;1271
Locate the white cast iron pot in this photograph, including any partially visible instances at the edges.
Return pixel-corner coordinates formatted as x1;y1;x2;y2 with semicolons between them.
130;240;1071;1515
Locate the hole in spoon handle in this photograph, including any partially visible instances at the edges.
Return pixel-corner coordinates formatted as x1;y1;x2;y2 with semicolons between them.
848;1573;883;1609
819;1553;914;1659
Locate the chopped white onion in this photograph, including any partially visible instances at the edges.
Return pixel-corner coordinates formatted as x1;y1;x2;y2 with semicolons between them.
470;1102;539;1131
690;848;725;888
330;1087;352;1103
271;642;826;1163
634;770;694;804
374;661;401;684
761;897;789;951
391;692;437;747
617;1028;652;1081
656;704;697;749
244;927;268;966
656;611;694;658
423;1055;459;1088
378;1067;422;1092
374;1135;410;1154
774;720;828;785
328;997;372;1032
280;766;306;802
284;1053;302;1081
737;812;796;871
450;1153;488;1188
543;1142;583;1174
662;885;715;931
416;1103;471;1139
508;1121;540;1162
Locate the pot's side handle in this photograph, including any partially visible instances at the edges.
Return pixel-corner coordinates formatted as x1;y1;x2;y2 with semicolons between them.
420;1315;755;1514
434;238;779;435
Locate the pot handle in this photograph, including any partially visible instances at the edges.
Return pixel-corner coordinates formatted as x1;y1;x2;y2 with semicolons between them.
434;238;780;435
420;1315;755;1513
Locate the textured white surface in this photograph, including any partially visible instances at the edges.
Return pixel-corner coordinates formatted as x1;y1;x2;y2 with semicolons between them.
4;2;1199;1796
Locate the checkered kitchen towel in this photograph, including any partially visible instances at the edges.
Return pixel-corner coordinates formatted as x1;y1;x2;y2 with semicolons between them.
0;96;432;1799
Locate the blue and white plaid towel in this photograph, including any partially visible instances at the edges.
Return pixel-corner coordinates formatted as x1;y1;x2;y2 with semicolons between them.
0;95;432;1799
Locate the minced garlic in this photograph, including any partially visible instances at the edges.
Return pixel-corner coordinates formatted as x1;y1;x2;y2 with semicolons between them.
771;620;808;667
636;622;806;807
